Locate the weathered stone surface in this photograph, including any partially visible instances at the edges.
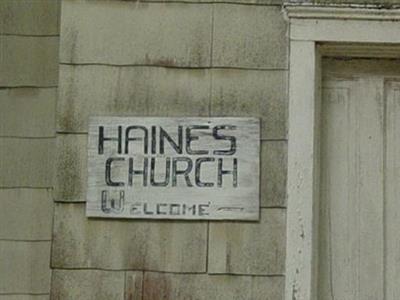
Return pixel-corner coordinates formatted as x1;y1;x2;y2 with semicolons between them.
208;209;286;275
315;0;400;4
52;203;207;272
213;5;288;69
261;141;287;207
0;0;60;35
0;241;51;293
60;1;212;67
0;189;53;240
0;88;56;137
54;134;87;202
143;272;284;300
0;36;59;87
57;65;210;132
0;138;54;187
210;69;287;139
51;270;138;300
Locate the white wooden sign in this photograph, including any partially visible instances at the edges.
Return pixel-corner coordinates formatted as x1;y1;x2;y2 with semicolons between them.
86;117;260;220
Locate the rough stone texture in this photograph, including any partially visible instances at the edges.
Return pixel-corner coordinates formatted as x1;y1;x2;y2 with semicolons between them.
54;134;87;202
60;1;212;67
0;0;60;35
315;0;400;3
0;241;51;294
0;189;53;240
0;88;56;137
210;69;287;139
57;65;210;132
213;5;288;69
0;296;49;300
0;36;59;87
261;141;287;207
208;209;286;275
0;138;54;187
143;272;284;300
51;270;139;300
52;203;207;272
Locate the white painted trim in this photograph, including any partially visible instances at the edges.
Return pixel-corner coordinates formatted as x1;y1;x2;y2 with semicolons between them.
284;5;400;300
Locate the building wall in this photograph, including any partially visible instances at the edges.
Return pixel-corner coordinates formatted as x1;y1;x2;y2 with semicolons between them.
52;0;287;299
0;1;60;299
2;0;398;299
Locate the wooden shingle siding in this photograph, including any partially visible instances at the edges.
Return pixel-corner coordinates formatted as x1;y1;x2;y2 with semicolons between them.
0;138;54;188
0;0;60;36
0;88;56;137
143;272;285;300
0;0;59;298
0;36;58;87
57;65;210;133
51;203;208;272
208;208;286;275
0;241;51;294
60;1;212;67
212;5;288;69
0;189;53;240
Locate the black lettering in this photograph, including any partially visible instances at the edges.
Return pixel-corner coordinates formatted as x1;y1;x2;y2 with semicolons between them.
151;126;157;154
156;203;167;215
217;158;238;187
128;157;148;187
150;157;171;186
213;125;237;155
169;204;180;215
98;126;122;154
105;157;125;186
199;203;210;216
172;157;193;187
195;157;215;187
186;125;209;155
125;126;148;154
143;203;154;215
182;204;196;215
160;126;183;154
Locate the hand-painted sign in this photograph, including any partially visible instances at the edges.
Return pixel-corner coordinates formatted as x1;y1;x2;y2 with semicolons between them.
86;117;260;220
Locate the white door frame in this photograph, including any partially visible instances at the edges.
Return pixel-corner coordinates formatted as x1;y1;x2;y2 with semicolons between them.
284;4;400;300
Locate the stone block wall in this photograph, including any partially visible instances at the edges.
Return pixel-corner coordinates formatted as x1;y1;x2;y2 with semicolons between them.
0;1;60;299
52;0;287;299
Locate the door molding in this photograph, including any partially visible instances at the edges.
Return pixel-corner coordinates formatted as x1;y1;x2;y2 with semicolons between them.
283;5;400;300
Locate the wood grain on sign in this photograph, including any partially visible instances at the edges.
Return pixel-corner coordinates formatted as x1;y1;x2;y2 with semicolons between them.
86;117;260;220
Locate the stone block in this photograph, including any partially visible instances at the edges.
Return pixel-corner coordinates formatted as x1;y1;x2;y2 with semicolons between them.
261;141;287;207
0;241;51;293
210;69;287;139
143;272;284;300
213;5;288;69
208;208;286;275
51;270;137;300
0;188;53;240
0;36;59;87
57;65;210;132
0;138;54;188
51;203;207;272
0;0;60;35
54;134;87;202
60;1;212;67
0;88;56;137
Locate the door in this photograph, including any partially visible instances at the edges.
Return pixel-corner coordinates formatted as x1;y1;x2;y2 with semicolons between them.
318;58;400;300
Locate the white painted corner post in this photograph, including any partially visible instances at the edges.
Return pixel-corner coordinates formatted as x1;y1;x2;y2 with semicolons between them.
283;4;400;300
